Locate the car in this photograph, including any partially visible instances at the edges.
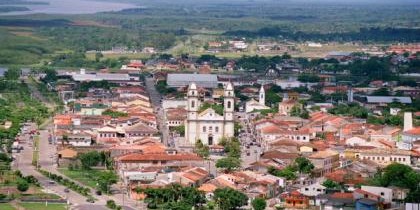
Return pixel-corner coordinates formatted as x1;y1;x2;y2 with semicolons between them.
64;188;70;193
48;181;55;185
86;198;95;203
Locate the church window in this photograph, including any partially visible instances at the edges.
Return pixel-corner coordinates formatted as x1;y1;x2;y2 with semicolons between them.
215;127;219;132
209;126;213;131
191;100;195;108
227;101;232;109
203;126;206;132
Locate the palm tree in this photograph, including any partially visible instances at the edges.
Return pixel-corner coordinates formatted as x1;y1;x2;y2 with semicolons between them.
62;134;69;147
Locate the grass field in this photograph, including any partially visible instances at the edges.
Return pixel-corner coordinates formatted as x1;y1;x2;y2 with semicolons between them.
32;136;40;167
58;168;106;189
0;203;16;210
85;52;152;60
20;202;66;210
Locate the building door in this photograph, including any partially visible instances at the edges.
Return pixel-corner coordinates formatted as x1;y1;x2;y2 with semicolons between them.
208;135;213;145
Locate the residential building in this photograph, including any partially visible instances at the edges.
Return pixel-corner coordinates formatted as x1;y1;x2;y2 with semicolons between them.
308;150;340;177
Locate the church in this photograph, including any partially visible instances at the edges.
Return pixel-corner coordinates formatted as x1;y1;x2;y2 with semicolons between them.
185;82;235;145
245;85;270;113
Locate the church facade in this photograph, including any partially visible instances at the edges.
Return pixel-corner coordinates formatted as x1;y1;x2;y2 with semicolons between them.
185;82;235;145
245;85;270;113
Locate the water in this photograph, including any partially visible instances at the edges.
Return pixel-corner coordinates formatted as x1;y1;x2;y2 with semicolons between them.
0;0;138;15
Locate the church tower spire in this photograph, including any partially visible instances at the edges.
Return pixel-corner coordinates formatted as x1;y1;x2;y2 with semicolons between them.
259;85;265;106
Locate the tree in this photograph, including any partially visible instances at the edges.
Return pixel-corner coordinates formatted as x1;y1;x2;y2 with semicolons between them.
78;151;102;170
268;166;297;180
17;179;29;192
294;157;314;174
216;157;241;172
298;74;320;83
97;171;117;194
322;179;340;189
265;90;281;105
252;198;267;210
5;67;20;80
102;109;128;118
137;184;205;208
214;188;248;210
370;163;420;202
95;52;104;62
41;67;57;83
173;125;185;136
219;137;241;158
195;139;210;159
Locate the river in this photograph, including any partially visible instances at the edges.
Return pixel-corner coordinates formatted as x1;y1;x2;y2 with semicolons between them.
0;0;138;15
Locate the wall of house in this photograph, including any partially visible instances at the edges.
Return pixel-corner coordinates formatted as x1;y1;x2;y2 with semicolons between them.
359;154;411;166
361;186;393;203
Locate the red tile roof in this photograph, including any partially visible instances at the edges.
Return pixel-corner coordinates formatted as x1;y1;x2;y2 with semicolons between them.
117;153;202;162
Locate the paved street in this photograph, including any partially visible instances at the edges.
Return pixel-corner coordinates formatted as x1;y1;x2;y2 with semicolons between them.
145;77;170;147
12;124;88;207
13;123;141;209
237;113;262;168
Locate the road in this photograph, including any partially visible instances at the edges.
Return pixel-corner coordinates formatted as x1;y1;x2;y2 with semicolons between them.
13;124;141;209
13;124;87;207
38;129;142;209
145;77;170;147
237;113;262;168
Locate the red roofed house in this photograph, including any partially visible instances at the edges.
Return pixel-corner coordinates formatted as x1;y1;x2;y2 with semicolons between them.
282;191;309;209
115;152;203;170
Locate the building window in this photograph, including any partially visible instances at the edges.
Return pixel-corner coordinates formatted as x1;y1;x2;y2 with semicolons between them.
203;126;206;132
227;101;232;109
215;126;219;132
191;101;195;108
209;126;213;131
380;192;384;196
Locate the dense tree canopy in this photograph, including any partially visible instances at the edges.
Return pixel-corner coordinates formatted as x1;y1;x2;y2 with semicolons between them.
214;188;248;210
370;163;420;202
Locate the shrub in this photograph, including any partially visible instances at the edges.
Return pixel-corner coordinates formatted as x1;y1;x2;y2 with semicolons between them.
106;199;117;209
17;180;29;192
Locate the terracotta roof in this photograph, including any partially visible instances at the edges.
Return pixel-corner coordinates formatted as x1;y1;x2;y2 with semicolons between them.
308;150;338;159
270;138;302;147
182;167;209;182
354;189;380;198
124;123;158;133
166;108;187;121
58;148;78;159
261;125;285;134
198;183;217;193
330;192;353;199
117;153;202;162
377;139;396;148
405;127;420;135
261;151;299;160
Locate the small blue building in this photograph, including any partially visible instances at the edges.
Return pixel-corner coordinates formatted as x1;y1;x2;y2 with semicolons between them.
356;198;378;210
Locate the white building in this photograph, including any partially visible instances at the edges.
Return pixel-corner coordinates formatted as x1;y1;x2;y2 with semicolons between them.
245;86;270;113
298;182;326;197
185;82;235;145
361;186;393;203
398;112;420;150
